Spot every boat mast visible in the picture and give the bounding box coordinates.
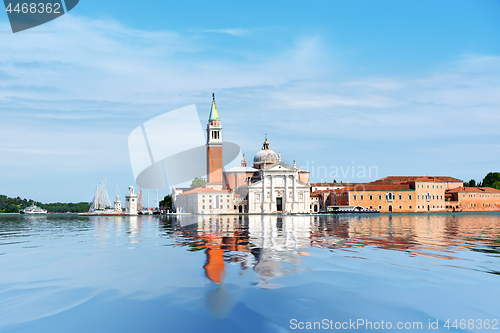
[103,175,112,208]
[90,185,98,212]
[115,183,121,200]
[100,181,104,209]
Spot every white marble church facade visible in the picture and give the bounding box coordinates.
[247,161,311,213]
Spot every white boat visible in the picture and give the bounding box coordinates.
[20,204,48,215]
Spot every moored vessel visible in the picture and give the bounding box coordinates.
[79,176,124,216]
[20,204,48,215]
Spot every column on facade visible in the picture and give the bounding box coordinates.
[293,175,297,211]
[270,175,274,211]
[285,175,289,210]
[262,174,266,212]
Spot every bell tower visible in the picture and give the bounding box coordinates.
[206,94,223,188]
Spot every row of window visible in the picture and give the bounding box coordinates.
[464,203,497,207]
[353,193,445,201]
[417,194,443,201]
[202,205,231,210]
[202,199,231,203]
[465,194,500,198]
[369,205,414,210]
[210,130,220,140]
[417,205,443,209]
[365,205,445,210]
[354,193,413,201]
[417,184,443,189]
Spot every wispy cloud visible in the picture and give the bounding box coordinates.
[0,15,499,200]
[0,70,15,80]
[196,28,250,36]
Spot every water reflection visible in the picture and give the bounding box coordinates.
[90,216,156,248]
[170,213,500,286]
[1,213,499,331]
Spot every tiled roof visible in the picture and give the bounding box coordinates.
[376,176,463,183]
[446,187,500,194]
[177,187,231,196]
[345,182,414,192]
[310,188,346,194]
[311,182,347,187]
[324,183,412,192]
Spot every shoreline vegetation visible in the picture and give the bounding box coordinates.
[0,195,90,214]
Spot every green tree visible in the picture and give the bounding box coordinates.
[482,172,500,188]
[159,194,172,210]
[0,194,90,213]
[190,177,206,188]
[493,181,500,190]
[468,179,476,187]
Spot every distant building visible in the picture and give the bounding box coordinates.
[114,195,122,211]
[446,187,500,212]
[125,186,138,215]
[174,187,234,214]
[310,191,322,213]
[319,176,464,213]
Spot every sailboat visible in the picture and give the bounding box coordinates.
[79,176,124,216]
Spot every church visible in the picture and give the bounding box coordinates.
[172,95,311,214]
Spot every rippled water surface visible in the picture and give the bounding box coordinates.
[1,213,499,332]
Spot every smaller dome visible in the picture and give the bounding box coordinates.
[253,149,278,164]
[253,136,278,166]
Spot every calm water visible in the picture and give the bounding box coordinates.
[0,213,499,332]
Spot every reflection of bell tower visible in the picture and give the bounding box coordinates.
[207,94,223,188]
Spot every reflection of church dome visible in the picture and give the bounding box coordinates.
[253,137,278,166]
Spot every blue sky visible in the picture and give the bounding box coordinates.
[1,0,499,203]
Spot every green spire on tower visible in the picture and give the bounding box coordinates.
[209,93,219,121]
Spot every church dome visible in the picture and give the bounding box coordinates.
[253,137,278,166]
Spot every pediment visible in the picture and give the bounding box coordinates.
[264,161,295,172]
